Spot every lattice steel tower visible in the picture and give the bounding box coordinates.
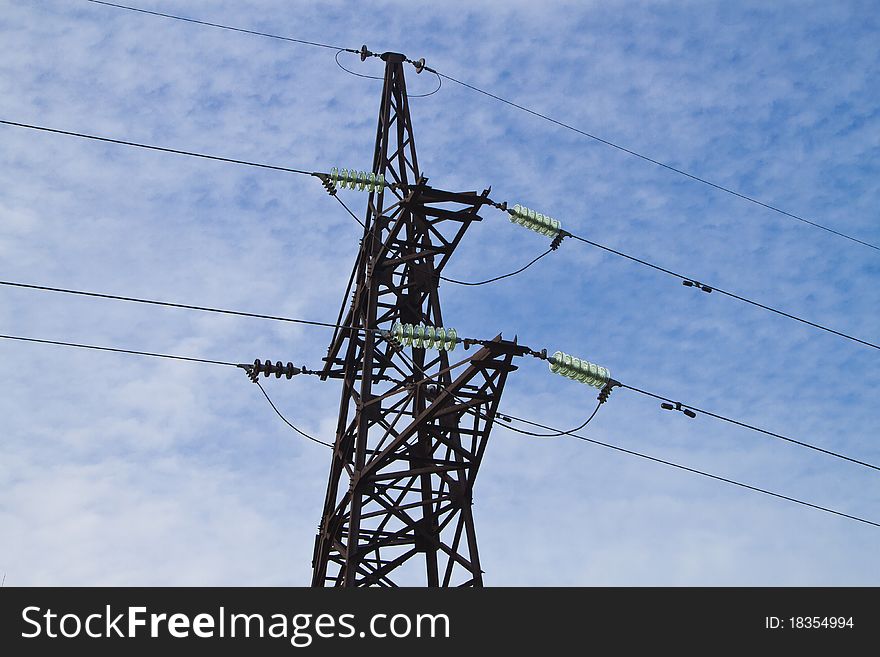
[312,52,527,586]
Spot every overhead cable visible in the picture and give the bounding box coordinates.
[85,0,354,52]
[0,119,315,176]
[83,0,880,252]
[496,412,880,529]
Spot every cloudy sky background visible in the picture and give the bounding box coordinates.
[0,0,878,585]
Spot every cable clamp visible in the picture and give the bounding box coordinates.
[597,379,620,404]
[550,230,570,251]
[660,401,697,418]
[320,175,337,196]
[382,330,404,352]
[526,347,548,360]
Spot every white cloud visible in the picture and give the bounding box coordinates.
[0,0,877,585]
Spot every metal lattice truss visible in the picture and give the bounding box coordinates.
[312,53,526,586]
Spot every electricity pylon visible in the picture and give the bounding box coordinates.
[312,52,527,587]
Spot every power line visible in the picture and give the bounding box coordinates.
[6,326,880,527]
[440,248,554,286]
[618,383,880,473]
[29,4,875,578]
[5,120,873,350]
[3,229,874,483]
[2,118,367,231]
[0,120,315,177]
[330,193,365,228]
[441,210,877,351]
[394,344,880,528]
[0,111,880,524]
[4,275,876,470]
[0,332,239,367]
[1,118,372,233]
[0,279,352,332]
[334,49,443,99]
[496,413,880,529]
[253,380,333,447]
[6,118,867,349]
[84,0,353,52]
[563,232,879,351]
[499,400,604,438]
[1,329,331,446]
[394,339,880,474]
[81,0,880,252]
[439,72,880,253]
[1,116,870,353]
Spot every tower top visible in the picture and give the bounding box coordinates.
[379,51,406,63]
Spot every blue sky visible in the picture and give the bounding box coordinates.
[0,0,878,585]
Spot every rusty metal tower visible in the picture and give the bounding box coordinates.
[312,52,527,587]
